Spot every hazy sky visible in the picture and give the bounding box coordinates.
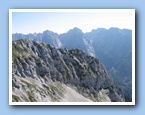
[12,10,134,34]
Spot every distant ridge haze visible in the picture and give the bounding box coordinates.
[13,27,131,35]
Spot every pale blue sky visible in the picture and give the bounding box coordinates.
[12,11,133,34]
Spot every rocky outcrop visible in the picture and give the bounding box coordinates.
[12,28,132,101]
[12,39,125,102]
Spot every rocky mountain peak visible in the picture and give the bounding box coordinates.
[12,39,125,102]
[68,27,83,33]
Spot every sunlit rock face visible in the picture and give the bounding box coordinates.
[12,39,125,102]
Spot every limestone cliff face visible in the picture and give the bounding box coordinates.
[12,39,125,102]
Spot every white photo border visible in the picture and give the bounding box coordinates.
[9,9,135,105]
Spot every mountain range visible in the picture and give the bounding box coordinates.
[12,27,132,101]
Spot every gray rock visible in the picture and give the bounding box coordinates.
[12,39,125,102]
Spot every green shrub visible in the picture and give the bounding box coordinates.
[12,94,20,102]
[21,79,36,88]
